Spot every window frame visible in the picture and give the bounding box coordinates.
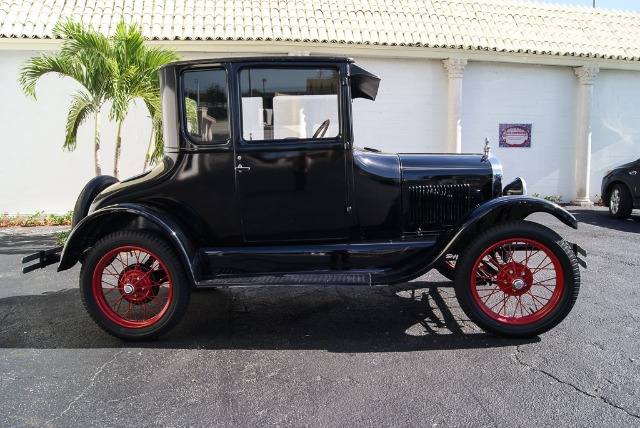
[237,65,343,145]
[180,67,231,145]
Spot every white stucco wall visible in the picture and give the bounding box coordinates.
[1,50,152,214]
[350,56,447,153]
[592,69,640,201]
[1,46,639,213]
[462,62,577,202]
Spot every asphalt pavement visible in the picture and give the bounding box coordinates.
[0,207,639,427]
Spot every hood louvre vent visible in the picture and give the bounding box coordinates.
[408,184,471,227]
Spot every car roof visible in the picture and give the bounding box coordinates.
[161,56,355,69]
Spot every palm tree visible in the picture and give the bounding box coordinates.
[107,22,179,178]
[19,21,111,176]
[20,21,179,178]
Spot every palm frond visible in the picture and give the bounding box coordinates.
[53,20,113,97]
[18,54,80,99]
[64,90,97,151]
[141,93,165,164]
[142,47,181,71]
[149,129,164,164]
[54,20,111,60]
[107,21,179,127]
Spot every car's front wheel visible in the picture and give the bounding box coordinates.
[80,231,190,340]
[454,221,580,337]
[609,184,633,219]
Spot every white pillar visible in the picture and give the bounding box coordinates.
[572,66,599,206]
[442,58,467,153]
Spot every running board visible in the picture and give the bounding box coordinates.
[196,272,372,287]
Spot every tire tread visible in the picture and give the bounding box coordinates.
[454,220,580,337]
[79,230,190,341]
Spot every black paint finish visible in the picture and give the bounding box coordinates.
[58,56,579,287]
[601,158,640,209]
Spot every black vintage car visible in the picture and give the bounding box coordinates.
[23,57,586,341]
[601,158,640,219]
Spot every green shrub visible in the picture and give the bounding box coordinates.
[1,211,72,227]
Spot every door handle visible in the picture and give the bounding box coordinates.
[630,171,637,176]
[235,164,251,173]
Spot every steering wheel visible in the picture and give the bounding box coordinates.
[312,119,330,138]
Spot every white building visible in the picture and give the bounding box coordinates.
[1,0,639,213]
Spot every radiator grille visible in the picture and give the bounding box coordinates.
[408,183,471,227]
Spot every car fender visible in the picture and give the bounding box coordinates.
[71,175,119,228]
[434,196,577,262]
[58,203,199,284]
[370,196,578,285]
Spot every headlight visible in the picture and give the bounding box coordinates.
[503,177,527,196]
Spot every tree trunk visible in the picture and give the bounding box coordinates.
[113,120,123,179]
[142,126,154,172]
[94,111,102,176]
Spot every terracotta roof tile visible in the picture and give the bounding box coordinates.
[2,0,640,62]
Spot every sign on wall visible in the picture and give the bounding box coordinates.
[499,124,532,148]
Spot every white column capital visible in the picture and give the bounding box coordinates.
[443,58,468,78]
[574,66,599,85]
[443,59,466,153]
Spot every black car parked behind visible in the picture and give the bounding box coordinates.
[601,158,640,219]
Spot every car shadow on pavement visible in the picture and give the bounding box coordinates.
[0,281,538,351]
[567,207,640,233]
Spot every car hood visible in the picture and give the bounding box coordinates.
[611,159,639,172]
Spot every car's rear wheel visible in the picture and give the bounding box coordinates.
[454,221,580,337]
[609,184,633,219]
[80,231,190,340]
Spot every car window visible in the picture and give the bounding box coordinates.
[182,69,230,143]
[239,67,340,141]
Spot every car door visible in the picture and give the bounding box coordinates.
[234,65,349,242]
[631,160,640,200]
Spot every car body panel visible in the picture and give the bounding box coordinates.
[35,57,581,289]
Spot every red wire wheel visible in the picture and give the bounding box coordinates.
[92,246,173,328]
[470,238,563,325]
[80,231,190,340]
[455,221,580,337]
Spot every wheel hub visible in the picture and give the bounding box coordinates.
[118,265,154,303]
[496,262,533,296]
[512,278,526,291]
[611,190,620,213]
